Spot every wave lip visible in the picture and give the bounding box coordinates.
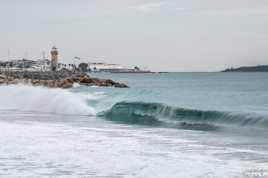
[100,101,268,131]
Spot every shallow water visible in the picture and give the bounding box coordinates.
[0,72,268,177]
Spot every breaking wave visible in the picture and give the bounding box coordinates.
[100,101,268,131]
[1,84,268,132]
[0,84,96,115]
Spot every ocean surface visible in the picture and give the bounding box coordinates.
[0,72,268,178]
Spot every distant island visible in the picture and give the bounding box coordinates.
[222,65,268,72]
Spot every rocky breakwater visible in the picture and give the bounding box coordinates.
[0,70,128,89]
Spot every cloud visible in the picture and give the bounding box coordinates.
[135,2,164,12]
[101,2,165,16]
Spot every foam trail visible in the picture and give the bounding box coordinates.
[0,84,96,115]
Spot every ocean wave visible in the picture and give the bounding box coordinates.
[0,84,96,115]
[2,84,268,132]
[99,101,268,131]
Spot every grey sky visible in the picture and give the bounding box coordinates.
[1,0,268,71]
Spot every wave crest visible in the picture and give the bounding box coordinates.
[100,101,268,131]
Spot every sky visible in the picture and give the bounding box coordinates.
[0,0,268,72]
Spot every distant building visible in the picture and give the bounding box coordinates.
[0,59,35,69]
[0,52,152,73]
[36,59,50,71]
[88,63,124,72]
[0,58,51,71]
[78,63,90,72]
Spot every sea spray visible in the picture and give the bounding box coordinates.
[0,84,96,115]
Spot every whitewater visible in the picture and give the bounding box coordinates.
[0,72,268,178]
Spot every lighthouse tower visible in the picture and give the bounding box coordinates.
[50,46,58,71]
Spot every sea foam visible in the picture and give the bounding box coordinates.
[0,84,96,115]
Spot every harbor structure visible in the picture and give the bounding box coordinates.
[88,62,151,73]
[88,63,123,72]
[50,46,58,71]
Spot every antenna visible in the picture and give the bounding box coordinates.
[42,51,46,60]
[24,51,28,59]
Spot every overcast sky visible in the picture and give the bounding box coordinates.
[0,0,268,71]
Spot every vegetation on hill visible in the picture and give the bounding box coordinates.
[222,65,268,72]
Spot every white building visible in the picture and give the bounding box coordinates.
[88,63,124,72]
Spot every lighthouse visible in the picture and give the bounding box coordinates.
[50,46,58,71]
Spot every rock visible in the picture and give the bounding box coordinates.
[0,75,6,79]
[79,76,94,84]
[0,70,128,89]
[39,80,48,86]
[8,79,19,85]
[72,77,81,83]
[65,77,74,84]
[106,79,115,85]
[114,83,128,88]
[55,79,64,87]
[47,80,56,87]
[62,82,73,88]
[31,80,40,86]
[0,79,5,84]
[55,78,73,88]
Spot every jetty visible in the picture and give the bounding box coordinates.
[0,69,128,88]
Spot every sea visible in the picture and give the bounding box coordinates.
[0,72,268,178]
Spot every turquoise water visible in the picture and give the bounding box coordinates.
[88,73,268,132]
[89,72,268,112]
[0,72,268,177]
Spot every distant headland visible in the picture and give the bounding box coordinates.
[222,65,268,72]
